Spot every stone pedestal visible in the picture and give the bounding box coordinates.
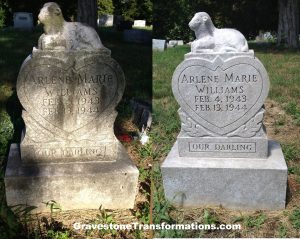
[5,144,138,211]
[162,141,287,210]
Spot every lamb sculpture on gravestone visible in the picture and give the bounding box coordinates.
[189,12,249,52]
[5,2,139,212]
[38,2,103,50]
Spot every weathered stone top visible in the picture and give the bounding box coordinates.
[17,37,125,164]
[38,2,105,51]
[32,47,111,59]
[189,12,249,53]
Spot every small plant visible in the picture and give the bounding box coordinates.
[288,166,300,175]
[289,208,300,229]
[284,100,300,126]
[137,140,154,159]
[278,223,287,238]
[43,200,62,217]
[139,166,150,182]
[244,213,266,229]
[152,165,184,237]
[98,205,115,224]
[135,201,150,224]
[202,209,218,225]
[274,114,286,134]
[90,205,117,236]
[282,143,299,161]
[47,230,70,239]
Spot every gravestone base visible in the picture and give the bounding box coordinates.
[5,143,139,212]
[162,140,287,210]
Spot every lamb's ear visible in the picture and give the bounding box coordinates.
[202,16,208,22]
[54,7,62,16]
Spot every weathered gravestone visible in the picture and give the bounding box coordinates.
[161,12,287,210]
[5,2,139,211]
[13,12,34,31]
[98,14,114,27]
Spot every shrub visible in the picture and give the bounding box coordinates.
[0,7,5,28]
[0,110,14,156]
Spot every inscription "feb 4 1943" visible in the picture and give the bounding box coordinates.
[172,56,269,135]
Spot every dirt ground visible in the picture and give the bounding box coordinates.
[265,99,300,146]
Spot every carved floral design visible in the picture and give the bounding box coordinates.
[179,109,214,137]
[227,108,265,137]
[179,108,265,138]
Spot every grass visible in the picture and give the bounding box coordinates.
[0,27,151,238]
[152,44,300,237]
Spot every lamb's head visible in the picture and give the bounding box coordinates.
[38,2,64,26]
[188,12,213,32]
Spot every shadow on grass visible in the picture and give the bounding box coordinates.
[248,42,300,54]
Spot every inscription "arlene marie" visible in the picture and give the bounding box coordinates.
[25,68,117,119]
[33,72,113,86]
[178,65,262,114]
[189,142,256,153]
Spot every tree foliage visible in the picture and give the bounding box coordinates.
[136,0,152,23]
[0,7,6,28]
[0,0,9,27]
[98,0,114,15]
[113,0,152,23]
[0,0,153,26]
[5,0,77,25]
[153,0,279,41]
[113,0,137,21]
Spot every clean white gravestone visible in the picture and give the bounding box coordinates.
[161,12,287,210]
[153,39,166,51]
[133,20,146,27]
[168,40,184,48]
[5,2,138,212]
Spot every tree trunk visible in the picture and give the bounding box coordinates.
[277,0,299,48]
[77,0,97,29]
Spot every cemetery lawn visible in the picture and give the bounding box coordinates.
[0,27,152,238]
[152,44,300,238]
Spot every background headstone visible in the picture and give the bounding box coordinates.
[177,40,184,45]
[97,14,114,27]
[168,40,184,48]
[133,20,146,27]
[153,39,166,51]
[13,12,33,31]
